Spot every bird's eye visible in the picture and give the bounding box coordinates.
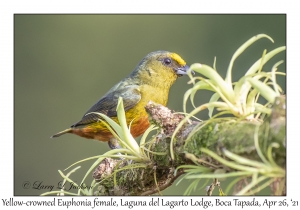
[163,58,172,65]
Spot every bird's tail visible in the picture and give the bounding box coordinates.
[50,128,72,138]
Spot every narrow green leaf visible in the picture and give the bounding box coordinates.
[140,125,157,147]
[245,88,258,117]
[226,34,274,86]
[117,97,140,154]
[267,143,280,167]
[213,56,217,70]
[225,176,246,195]
[41,191,78,196]
[64,148,130,171]
[185,171,253,179]
[235,175,268,195]
[247,78,278,103]
[58,169,87,195]
[88,112,124,140]
[190,80,215,109]
[271,60,284,95]
[222,148,268,168]
[183,88,194,114]
[246,46,286,76]
[257,49,267,73]
[208,93,220,118]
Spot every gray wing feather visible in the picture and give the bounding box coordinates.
[71,85,141,127]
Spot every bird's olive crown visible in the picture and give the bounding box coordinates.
[131,51,187,76]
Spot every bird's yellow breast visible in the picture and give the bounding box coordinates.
[125,84,169,122]
[122,84,169,137]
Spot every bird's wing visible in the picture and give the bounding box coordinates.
[71,85,141,127]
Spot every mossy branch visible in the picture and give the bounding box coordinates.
[93,96,285,195]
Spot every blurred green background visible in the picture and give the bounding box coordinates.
[14,15,286,195]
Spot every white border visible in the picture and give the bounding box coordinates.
[1,1,298,209]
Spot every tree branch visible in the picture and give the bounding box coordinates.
[93,96,286,195]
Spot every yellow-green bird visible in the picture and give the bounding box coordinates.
[51,51,192,149]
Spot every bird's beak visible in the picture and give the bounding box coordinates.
[174,65,195,77]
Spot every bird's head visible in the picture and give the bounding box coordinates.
[132,51,193,87]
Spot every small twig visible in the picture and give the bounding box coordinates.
[140,170,185,196]
[206,178,221,196]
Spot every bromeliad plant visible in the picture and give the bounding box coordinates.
[184,34,285,120]
[42,97,160,196]
[170,34,285,160]
[170,34,286,195]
